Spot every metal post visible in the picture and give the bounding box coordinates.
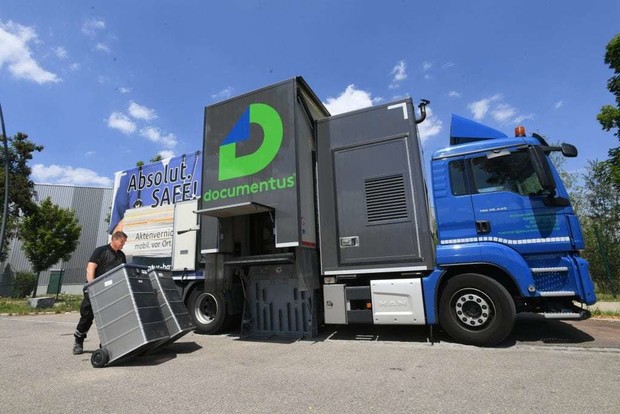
[0,104,10,260]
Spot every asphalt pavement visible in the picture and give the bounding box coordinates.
[1,312,620,413]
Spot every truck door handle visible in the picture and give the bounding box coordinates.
[476,220,491,234]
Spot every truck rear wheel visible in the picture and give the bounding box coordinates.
[187,288,228,334]
[439,273,515,346]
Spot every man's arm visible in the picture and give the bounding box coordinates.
[86,262,98,283]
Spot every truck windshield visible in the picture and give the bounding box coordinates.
[471,150,545,196]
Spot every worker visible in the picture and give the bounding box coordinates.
[72,231,127,355]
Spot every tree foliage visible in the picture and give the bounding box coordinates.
[597,33,620,188]
[136,154,164,167]
[18,198,81,297]
[0,132,44,260]
[578,161,620,296]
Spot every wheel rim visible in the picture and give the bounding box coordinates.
[93,353,103,364]
[92,350,107,367]
[195,293,218,325]
[450,288,495,330]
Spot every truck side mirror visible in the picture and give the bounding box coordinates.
[561,143,578,158]
[528,146,556,194]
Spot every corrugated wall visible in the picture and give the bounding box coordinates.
[0,184,112,295]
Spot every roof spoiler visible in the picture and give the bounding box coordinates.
[449,114,508,145]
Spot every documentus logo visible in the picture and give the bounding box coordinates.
[203,102,295,203]
[219,103,283,181]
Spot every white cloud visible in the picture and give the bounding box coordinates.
[491,103,517,124]
[128,101,158,121]
[513,113,535,124]
[323,84,374,115]
[422,61,433,71]
[442,62,455,69]
[95,42,111,54]
[118,87,131,94]
[448,91,462,98]
[82,19,105,36]
[389,60,407,89]
[211,87,234,100]
[417,107,443,143]
[107,112,136,134]
[69,62,80,71]
[32,164,113,187]
[467,94,502,120]
[468,94,535,125]
[0,20,60,84]
[140,126,177,148]
[54,46,67,59]
[554,100,564,109]
[158,150,175,159]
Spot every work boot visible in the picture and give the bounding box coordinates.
[72,341,84,355]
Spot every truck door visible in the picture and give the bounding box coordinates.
[432,157,478,243]
[466,147,572,254]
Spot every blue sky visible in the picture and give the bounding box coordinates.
[1,1,618,188]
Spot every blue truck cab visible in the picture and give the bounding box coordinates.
[426,114,596,344]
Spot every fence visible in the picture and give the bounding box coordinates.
[0,267,88,297]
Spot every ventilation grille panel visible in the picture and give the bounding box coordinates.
[365,175,409,223]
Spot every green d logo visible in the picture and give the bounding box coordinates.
[219,103,283,181]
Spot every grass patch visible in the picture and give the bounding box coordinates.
[595,292,620,302]
[0,294,82,315]
[591,308,620,319]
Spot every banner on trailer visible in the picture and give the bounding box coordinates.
[108,151,202,263]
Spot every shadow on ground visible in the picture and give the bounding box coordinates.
[220,313,595,348]
[508,313,595,345]
[104,341,203,368]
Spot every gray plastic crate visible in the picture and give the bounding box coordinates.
[147,268,195,351]
[86,264,169,367]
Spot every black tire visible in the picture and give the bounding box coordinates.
[91,348,109,368]
[439,273,516,346]
[187,288,228,334]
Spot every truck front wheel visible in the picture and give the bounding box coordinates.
[439,273,515,346]
[187,288,228,334]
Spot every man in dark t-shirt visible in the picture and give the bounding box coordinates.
[72,231,127,355]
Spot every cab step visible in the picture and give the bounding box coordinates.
[540,309,590,320]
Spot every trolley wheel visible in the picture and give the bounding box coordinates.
[91,348,110,368]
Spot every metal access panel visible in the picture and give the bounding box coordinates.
[323,284,346,324]
[244,264,319,338]
[172,199,199,271]
[317,100,435,275]
[199,77,329,251]
[86,264,169,366]
[371,278,426,325]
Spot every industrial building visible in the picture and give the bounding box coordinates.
[0,183,112,296]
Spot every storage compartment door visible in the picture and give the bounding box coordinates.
[333,137,421,266]
[172,199,198,271]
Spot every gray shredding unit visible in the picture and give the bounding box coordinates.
[86,264,169,366]
[316,100,435,275]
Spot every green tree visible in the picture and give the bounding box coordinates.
[18,198,81,297]
[579,160,620,296]
[0,132,44,260]
[597,33,620,187]
[136,154,164,167]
